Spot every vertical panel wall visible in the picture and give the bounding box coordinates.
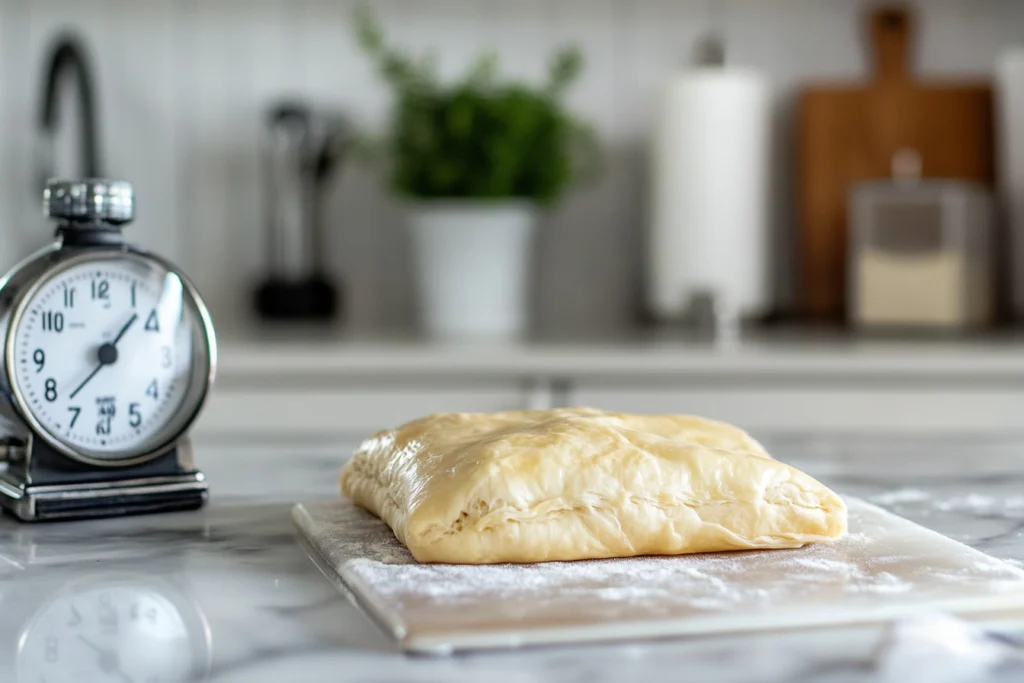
[0,0,1018,335]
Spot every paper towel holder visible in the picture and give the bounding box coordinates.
[688,289,742,348]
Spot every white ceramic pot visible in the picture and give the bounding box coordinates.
[408,201,536,340]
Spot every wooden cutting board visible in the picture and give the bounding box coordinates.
[293,497,1024,654]
[797,4,995,321]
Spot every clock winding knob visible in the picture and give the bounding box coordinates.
[43,178,134,225]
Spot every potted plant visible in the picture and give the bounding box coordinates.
[354,7,598,340]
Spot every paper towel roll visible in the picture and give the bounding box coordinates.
[647,67,771,321]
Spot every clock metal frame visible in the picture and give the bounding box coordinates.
[0,435,209,522]
[0,208,217,522]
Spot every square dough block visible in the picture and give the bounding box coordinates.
[339,407,847,564]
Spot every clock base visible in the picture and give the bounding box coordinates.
[0,471,208,522]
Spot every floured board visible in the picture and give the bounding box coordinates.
[292,498,1024,654]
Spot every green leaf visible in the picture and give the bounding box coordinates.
[353,3,383,55]
[547,47,583,97]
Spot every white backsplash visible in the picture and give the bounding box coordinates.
[0,0,1020,334]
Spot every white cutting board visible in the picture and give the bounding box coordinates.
[292,497,1024,654]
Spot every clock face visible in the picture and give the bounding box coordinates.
[9,255,211,463]
[16,580,202,683]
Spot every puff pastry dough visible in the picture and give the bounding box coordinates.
[339,407,847,564]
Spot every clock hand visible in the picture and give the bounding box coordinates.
[111,313,138,345]
[77,635,136,683]
[68,364,102,400]
[68,314,138,400]
[77,634,104,654]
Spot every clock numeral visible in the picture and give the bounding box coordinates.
[144,308,159,332]
[63,286,75,308]
[44,378,57,402]
[161,346,172,368]
[146,379,158,400]
[68,605,82,628]
[40,310,64,333]
[67,406,81,428]
[44,635,58,663]
[96,398,115,435]
[91,279,109,300]
[129,603,159,626]
[32,348,44,373]
[131,282,137,308]
[129,402,142,428]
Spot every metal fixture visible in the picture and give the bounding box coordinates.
[36,33,102,195]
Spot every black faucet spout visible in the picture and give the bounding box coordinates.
[37,33,102,189]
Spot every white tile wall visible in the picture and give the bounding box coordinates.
[0,0,1020,334]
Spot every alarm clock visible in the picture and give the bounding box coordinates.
[6,572,213,683]
[0,178,216,521]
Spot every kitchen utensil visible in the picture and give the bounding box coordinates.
[995,49,1024,320]
[293,496,1024,654]
[0,179,215,522]
[797,5,995,322]
[254,101,351,321]
[848,149,995,330]
[646,34,771,326]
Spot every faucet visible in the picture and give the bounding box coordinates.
[36,33,102,193]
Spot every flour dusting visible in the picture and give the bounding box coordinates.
[293,496,1024,643]
[870,489,932,505]
[933,494,1024,515]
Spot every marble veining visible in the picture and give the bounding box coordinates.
[3,437,1024,682]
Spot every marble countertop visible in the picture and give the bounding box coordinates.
[5,434,1024,683]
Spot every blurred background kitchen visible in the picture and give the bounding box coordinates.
[11,0,1024,454]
